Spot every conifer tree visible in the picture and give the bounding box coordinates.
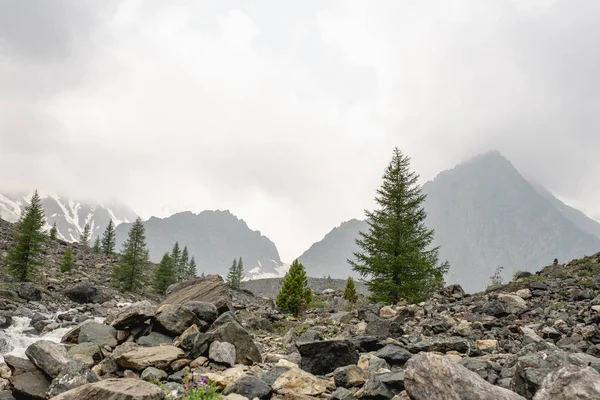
[93,237,101,253]
[101,220,116,254]
[112,217,149,292]
[80,223,91,247]
[343,276,358,303]
[236,257,244,283]
[180,246,189,277]
[6,191,47,281]
[227,258,241,289]
[61,248,74,273]
[187,256,197,278]
[276,259,312,316]
[171,242,181,278]
[349,148,449,304]
[49,223,58,240]
[153,252,176,295]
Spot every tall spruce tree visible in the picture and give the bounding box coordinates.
[101,220,116,254]
[6,191,47,281]
[171,242,181,278]
[80,223,91,247]
[276,259,312,316]
[187,256,197,278]
[49,222,58,240]
[153,252,176,295]
[61,248,74,273]
[227,258,242,290]
[93,237,101,253]
[349,148,449,304]
[180,246,189,277]
[112,217,149,292]
[236,257,244,283]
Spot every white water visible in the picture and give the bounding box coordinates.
[0,309,105,359]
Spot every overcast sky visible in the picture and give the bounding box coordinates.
[2,0,600,262]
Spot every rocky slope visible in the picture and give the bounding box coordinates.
[3,250,600,399]
[0,191,137,243]
[297,151,600,292]
[242,276,370,299]
[114,210,284,278]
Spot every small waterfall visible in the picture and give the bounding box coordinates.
[1,314,73,359]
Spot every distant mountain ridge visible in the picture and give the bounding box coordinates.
[297,151,600,293]
[0,191,137,243]
[114,210,284,278]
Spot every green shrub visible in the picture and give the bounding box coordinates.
[343,277,358,303]
[276,259,312,316]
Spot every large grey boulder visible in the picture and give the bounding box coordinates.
[405,352,526,400]
[209,320,261,365]
[16,283,41,302]
[64,282,103,304]
[136,332,174,347]
[46,360,99,398]
[115,345,184,371]
[209,341,236,367]
[297,340,359,376]
[109,301,156,330]
[50,378,163,400]
[533,365,600,400]
[9,370,51,400]
[78,322,118,347]
[183,301,219,325]
[223,375,271,399]
[154,304,200,335]
[25,340,71,378]
[163,274,232,314]
[68,343,103,367]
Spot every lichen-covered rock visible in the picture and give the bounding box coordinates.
[209,341,237,367]
[154,304,200,335]
[272,367,330,396]
[532,365,600,400]
[78,322,118,347]
[109,301,156,330]
[46,360,99,398]
[25,340,71,378]
[222,375,271,399]
[405,352,526,400]
[163,274,232,314]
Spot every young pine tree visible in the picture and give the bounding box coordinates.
[180,246,189,277]
[349,147,449,305]
[227,258,241,290]
[343,276,358,303]
[49,222,58,240]
[236,257,244,284]
[171,242,181,278]
[153,252,176,295]
[112,217,149,292]
[276,259,312,316]
[80,223,91,247]
[187,256,197,278]
[6,191,47,281]
[93,237,101,253]
[101,220,116,254]
[61,248,74,273]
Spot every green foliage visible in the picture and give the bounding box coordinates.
[489,265,504,286]
[101,220,116,254]
[324,274,334,288]
[349,148,449,304]
[276,259,312,316]
[309,296,326,309]
[226,257,244,290]
[180,246,189,277]
[80,223,91,247]
[61,248,74,273]
[49,223,58,240]
[178,374,221,400]
[153,252,177,295]
[171,242,181,279]
[112,217,149,292]
[6,191,47,281]
[343,276,358,303]
[93,237,101,253]
[187,256,197,278]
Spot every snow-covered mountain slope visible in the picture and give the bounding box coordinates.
[0,191,138,243]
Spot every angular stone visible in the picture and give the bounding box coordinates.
[497,293,527,314]
[180,332,212,360]
[375,344,413,366]
[78,322,118,347]
[16,283,41,302]
[183,301,219,325]
[272,367,329,396]
[298,340,359,376]
[380,306,397,319]
[202,366,247,389]
[137,331,174,347]
[154,304,200,336]
[406,337,472,354]
[405,352,525,400]
[358,353,390,373]
[209,341,237,367]
[223,375,271,399]
[46,360,99,398]
[9,370,51,400]
[333,365,368,388]
[68,343,103,367]
[25,340,71,378]
[477,340,499,352]
[64,282,103,304]
[61,320,95,344]
[50,378,163,400]
[163,274,232,314]
[533,365,600,400]
[110,301,156,330]
[209,321,261,365]
[141,367,168,382]
[331,387,356,400]
[115,345,185,371]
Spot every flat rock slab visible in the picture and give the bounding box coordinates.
[115,345,184,371]
[25,340,71,378]
[50,378,163,400]
[163,274,232,314]
[405,352,525,400]
[109,301,156,330]
[9,370,51,400]
[78,322,118,347]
